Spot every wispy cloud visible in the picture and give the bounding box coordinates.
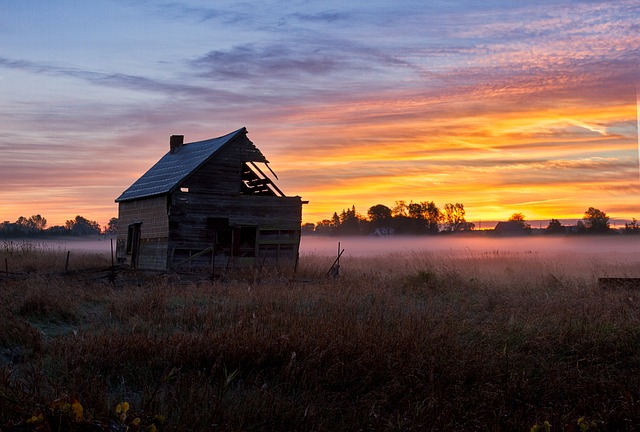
[146,1,247,24]
[191,43,346,80]
[287,11,349,24]
[0,0,638,226]
[0,57,248,102]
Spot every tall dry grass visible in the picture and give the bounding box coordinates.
[2,243,640,430]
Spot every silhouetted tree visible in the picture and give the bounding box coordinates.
[624,218,640,234]
[0,221,23,237]
[0,214,48,237]
[405,202,425,233]
[509,213,525,225]
[314,219,333,235]
[546,218,564,234]
[444,203,468,232]
[509,213,531,230]
[421,201,442,233]
[330,212,341,232]
[340,206,363,235]
[392,201,408,218]
[45,225,69,235]
[0,214,106,238]
[301,223,315,235]
[104,217,119,235]
[583,207,610,234]
[66,215,101,236]
[28,214,47,231]
[367,204,392,227]
[392,201,441,234]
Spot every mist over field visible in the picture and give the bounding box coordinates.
[302,235,640,258]
[2,236,117,253]
[299,235,640,282]
[12,234,640,281]
[19,234,640,263]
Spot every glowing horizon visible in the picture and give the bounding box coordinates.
[0,1,638,229]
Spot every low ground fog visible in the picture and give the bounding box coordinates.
[9,234,640,278]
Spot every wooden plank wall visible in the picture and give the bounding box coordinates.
[168,193,303,270]
[116,195,169,270]
[182,135,267,196]
[170,194,301,228]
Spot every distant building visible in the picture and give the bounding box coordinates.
[115,127,305,272]
[370,227,395,237]
[493,220,528,236]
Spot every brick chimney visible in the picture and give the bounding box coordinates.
[170,135,184,154]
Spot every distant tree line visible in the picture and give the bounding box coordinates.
[0,214,118,238]
[303,201,474,236]
[304,203,639,236]
[545,207,639,235]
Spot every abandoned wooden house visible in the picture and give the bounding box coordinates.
[115,127,305,272]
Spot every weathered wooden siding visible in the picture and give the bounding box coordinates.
[169,193,301,232]
[167,192,302,271]
[116,195,169,271]
[135,238,170,271]
[180,135,267,196]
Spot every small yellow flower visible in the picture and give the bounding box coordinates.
[71,401,83,422]
[26,414,43,424]
[543,420,551,432]
[122,401,130,413]
[531,425,540,432]
[146,424,158,432]
[132,417,141,426]
[116,403,122,414]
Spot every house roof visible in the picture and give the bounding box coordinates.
[116,127,250,202]
[493,220,525,232]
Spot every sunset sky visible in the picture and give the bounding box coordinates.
[1,1,638,229]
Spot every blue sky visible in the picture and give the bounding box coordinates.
[1,1,638,227]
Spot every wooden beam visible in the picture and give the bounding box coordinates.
[248,161,285,197]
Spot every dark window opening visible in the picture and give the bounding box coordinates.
[126,223,141,254]
[206,218,257,258]
[207,217,233,255]
[234,226,257,257]
[215,229,233,252]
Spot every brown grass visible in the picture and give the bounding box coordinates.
[2,244,640,430]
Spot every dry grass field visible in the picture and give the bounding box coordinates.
[2,240,640,431]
